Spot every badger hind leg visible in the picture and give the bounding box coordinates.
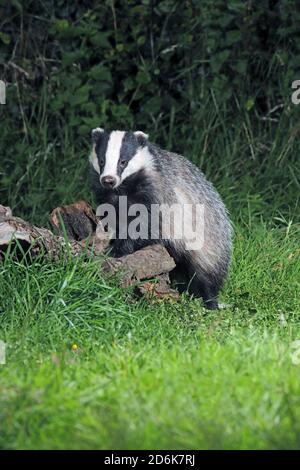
[173,255,224,310]
[188,276,220,310]
[169,264,190,295]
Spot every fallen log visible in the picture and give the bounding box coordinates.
[0,202,179,301]
[49,200,98,240]
[102,244,176,285]
[0,204,72,259]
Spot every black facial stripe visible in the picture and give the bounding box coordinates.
[116,132,139,177]
[95,131,110,174]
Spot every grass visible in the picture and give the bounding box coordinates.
[0,220,300,449]
[0,75,300,448]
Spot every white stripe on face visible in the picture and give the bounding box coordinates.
[121,147,154,183]
[89,144,100,174]
[102,131,125,179]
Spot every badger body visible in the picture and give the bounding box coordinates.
[90,129,232,309]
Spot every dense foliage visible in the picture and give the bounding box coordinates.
[0,0,299,221]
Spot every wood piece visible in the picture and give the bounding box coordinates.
[0,203,101,260]
[50,201,111,255]
[0,205,81,259]
[137,273,180,302]
[49,200,98,241]
[0,205,12,219]
[102,244,176,286]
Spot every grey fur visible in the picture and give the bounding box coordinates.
[147,143,232,308]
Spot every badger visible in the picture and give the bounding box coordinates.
[89,128,232,309]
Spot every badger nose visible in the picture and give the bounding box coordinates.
[101,175,117,188]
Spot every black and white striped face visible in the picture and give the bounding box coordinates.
[90,129,152,189]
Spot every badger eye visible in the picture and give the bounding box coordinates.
[120,160,126,166]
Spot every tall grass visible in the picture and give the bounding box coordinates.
[1,87,299,226]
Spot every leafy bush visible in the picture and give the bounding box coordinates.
[0,0,299,222]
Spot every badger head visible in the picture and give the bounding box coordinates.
[89,129,153,190]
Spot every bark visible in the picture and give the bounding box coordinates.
[102,244,176,286]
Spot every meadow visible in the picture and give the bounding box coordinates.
[0,0,300,450]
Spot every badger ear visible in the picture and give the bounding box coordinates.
[134,130,149,146]
[91,127,104,144]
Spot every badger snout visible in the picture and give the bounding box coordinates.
[100,175,117,188]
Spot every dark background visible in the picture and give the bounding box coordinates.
[0,0,299,224]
